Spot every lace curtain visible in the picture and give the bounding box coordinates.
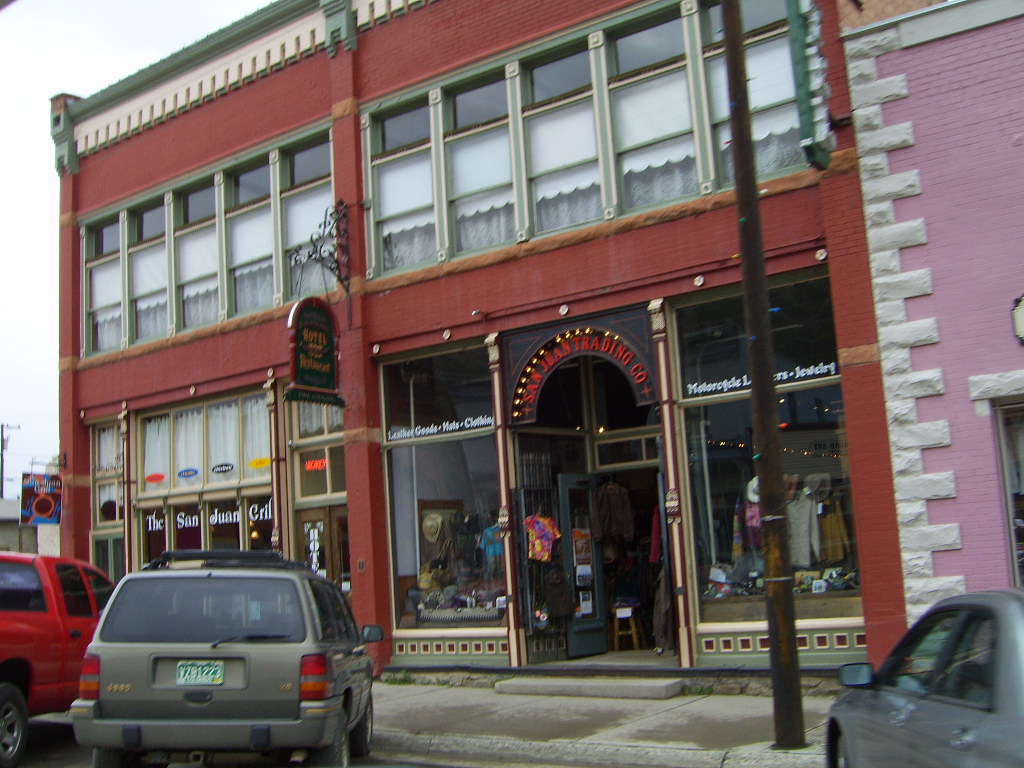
[142,415,170,492]
[234,260,273,311]
[243,394,271,479]
[229,207,273,311]
[207,401,240,482]
[174,408,203,488]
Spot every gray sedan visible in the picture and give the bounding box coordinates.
[826,589,1024,768]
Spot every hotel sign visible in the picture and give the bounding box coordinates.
[285,298,345,407]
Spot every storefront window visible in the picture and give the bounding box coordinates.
[384,348,502,629]
[999,407,1024,585]
[171,504,202,549]
[678,277,860,622]
[209,502,241,549]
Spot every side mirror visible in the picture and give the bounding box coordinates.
[360,624,385,643]
[838,661,875,688]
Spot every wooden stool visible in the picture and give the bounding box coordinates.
[612,606,644,651]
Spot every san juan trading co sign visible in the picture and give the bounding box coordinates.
[502,308,658,425]
[285,298,345,407]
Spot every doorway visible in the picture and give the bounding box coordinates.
[297,506,351,591]
[515,356,672,663]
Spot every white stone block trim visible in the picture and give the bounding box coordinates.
[844,21,959,613]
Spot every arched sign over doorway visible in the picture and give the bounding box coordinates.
[502,307,658,425]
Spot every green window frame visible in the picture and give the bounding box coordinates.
[362,0,808,278]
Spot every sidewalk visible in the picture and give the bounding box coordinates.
[373,679,835,768]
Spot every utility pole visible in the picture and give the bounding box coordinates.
[1,424,20,499]
[721,0,806,749]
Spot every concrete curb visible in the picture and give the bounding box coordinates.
[375,728,826,768]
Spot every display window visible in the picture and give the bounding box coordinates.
[382,348,505,629]
[136,495,271,564]
[139,393,271,496]
[676,276,861,622]
[998,406,1024,585]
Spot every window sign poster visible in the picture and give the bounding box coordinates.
[572,528,593,565]
[578,590,594,617]
[21,473,62,525]
[575,563,593,588]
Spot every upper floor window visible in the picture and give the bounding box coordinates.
[88,256,122,353]
[233,164,271,206]
[525,50,601,234]
[703,0,801,182]
[447,79,514,253]
[372,104,435,272]
[93,219,120,257]
[228,163,274,314]
[183,184,216,224]
[133,203,166,242]
[289,141,331,187]
[93,424,124,526]
[81,134,334,356]
[362,1,807,277]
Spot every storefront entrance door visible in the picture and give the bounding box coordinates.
[558,474,608,657]
[297,506,350,589]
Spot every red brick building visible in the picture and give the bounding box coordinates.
[53,0,905,670]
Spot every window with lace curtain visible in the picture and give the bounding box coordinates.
[81,133,334,355]
[138,393,272,498]
[447,80,515,253]
[128,201,168,341]
[176,184,219,330]
[228,163,274,314]
[703,0,803,182]
[362,0,809,277]
[86,219,122,353]
[525,50,602,234]
[372,103,435,272]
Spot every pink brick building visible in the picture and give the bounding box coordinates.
[845,0,1024,620]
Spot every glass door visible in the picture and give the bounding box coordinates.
[559,474,608,657]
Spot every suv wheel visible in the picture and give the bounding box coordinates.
[0,684,27,768]
[308,712,349,767]
[92,747,141,768]
[350,695,373,757]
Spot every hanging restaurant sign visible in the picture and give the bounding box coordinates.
[285,297,345,407]
[502,307,658,425]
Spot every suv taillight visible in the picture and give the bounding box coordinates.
[79,654,100,700]
[300,654,330,701]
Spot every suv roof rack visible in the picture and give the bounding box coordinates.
[143,549,310,571]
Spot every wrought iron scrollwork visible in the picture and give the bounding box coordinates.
[287,200,352,324]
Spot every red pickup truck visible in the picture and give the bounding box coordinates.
[0,552,114,768]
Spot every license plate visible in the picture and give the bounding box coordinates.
[176,660,225,686]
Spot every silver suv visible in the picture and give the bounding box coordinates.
[71,550,384,768]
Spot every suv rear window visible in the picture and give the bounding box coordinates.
[0,562,46,612]
[100,576,305,643]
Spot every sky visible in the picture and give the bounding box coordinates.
[0,0,269,501]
